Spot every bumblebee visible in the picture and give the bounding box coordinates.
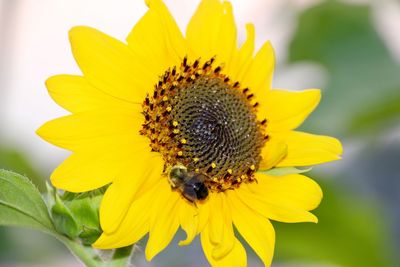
[168,165,209,204]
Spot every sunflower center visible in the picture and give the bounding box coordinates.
[140,58,267,191]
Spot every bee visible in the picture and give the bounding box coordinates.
[168,165,209,204]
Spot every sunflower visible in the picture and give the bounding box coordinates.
[37,0,342,266]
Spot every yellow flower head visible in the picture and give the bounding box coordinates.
[37,0,342,266]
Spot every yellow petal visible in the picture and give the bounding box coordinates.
[45,75,134,113]
[207,194,224,245]
[186,0,237,67]
[100,153,163,234]
[275,131,343,167]
[229,23,255,82]
[228,192,275,267]
[36,108,144,151]
[238,24,255,60]
[145,179,181,261]
[259,139,288,170]
[197,197,211,235]
[237,189,318,224]
[93,183,157,248]
[263,89,321,131]
[49,141,149,192]
[199,193,235,260]
[127,0,186,75]
[178,200,199,246]
[178,197,210,246]
[201,224,247,267]
[239,172,322,223]
[216,1,236,70]
[69,26,156,103]
[211,194,235,260]
[49,153,111,192]
[241,41,275,110]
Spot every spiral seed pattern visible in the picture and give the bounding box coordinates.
[140,57,267,191]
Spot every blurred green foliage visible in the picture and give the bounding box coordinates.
[290,0,400,137]
[274,178,395,267]
[275,1,400,266]
[0,146,45,191]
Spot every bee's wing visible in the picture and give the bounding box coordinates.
[186,177,209,200]
[182,184,198,203]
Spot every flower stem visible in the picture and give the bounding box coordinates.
[56,235,134,267]
[57,235,104,267]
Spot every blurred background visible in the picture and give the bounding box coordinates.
[1,0,399,266]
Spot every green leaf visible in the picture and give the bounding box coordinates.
[0,171,107,266]
[258,167,312,176]
[0,169,54,233]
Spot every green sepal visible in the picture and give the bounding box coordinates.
[47,185,104,243]
[55,189,105,245]
[79,226,102,246]
[64,191,103,245]
[51,194,81,238]
[46,181,56,207]
[258,166,312,176]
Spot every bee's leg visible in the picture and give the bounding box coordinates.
[183,194,198,208]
